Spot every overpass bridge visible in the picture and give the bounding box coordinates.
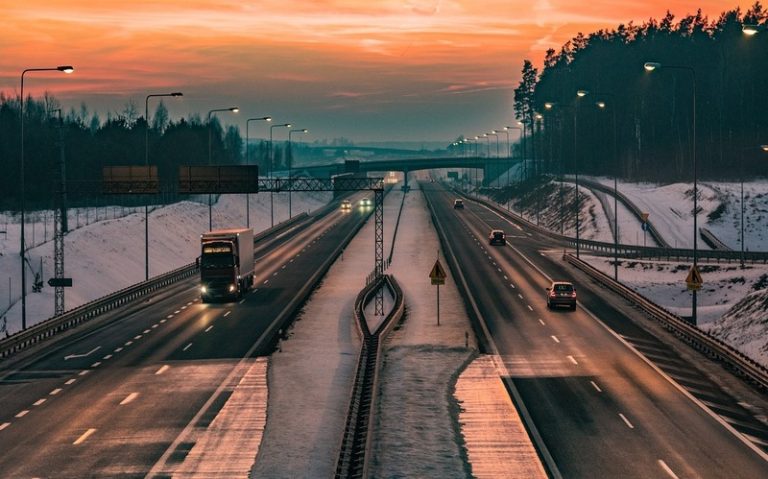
[291,156,523,188]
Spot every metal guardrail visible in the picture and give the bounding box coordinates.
[336,274,405,479]
[0,262,198,360]
[565,253,768,390]
[457,188,768,264]
[700,227,732,251]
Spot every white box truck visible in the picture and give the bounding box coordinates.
[199,228,254,302]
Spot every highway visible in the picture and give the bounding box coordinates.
[423,181,768,478]
[0,198,371,478]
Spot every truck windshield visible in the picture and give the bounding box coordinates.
[201,253,234,268]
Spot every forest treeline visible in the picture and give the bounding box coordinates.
[512,3,768,182]
[0,95,308,210]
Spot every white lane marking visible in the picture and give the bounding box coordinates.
[181,305,187,310]
[160,319,167,324]
[143,329,151,334]
[264,280,269,285]
[134,335,142,340]
[33,399,46,406]
[540,252,546,257]
[0,423,10,431]
[517,294,523,299]
[187,301,193,306]
[65,379,76,385]
[114,347,124,353]
[102,354,113,360]
[567,355,578,365]
[282,265,286,269]
[78,370,90,376]
[289,259,294,263]
[539,319,546,326]
[91,362,101,368]
[15,410,29,418]
[504,275,508,280]
[120,393,139,405]
[590,381,603,393]
[272,272,278,276]
[510,284,515,289]
[155,365,170,375]
[239,299,246,304]
[152,324,158,329]
[50,388,63,396]
[63,346,101,360]
[658,460,680,479]
[166,315,174,319]
[174,310,180,314]
[497,268,502,273]
[125,341,133,346]
[223,311,231,317]
[73,428,96,445]
[527,305,533,311]
[551,335,560,344]
[619,413,635,429]
[205,326,213,333]
[183,343,193,351]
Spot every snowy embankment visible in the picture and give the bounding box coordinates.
[0,191,330,335]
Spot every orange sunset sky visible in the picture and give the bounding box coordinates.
[0,1,755,142]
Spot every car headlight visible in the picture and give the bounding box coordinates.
[200,286,207,294]
[228,284,236,292]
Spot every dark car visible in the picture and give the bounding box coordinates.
[546,281,577,310]
[488,229,506,245]
[453,199,464,209]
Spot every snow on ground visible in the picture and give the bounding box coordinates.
[0,191,330,335]
[703,286,768,367]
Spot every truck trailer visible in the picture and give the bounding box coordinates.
[199,228,254,302]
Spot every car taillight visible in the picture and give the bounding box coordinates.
[549,291,556,298]
[571,291,577,298]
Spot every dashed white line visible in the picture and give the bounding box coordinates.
[143,329,151,334]
[102,354,113,360]
[73,428,96,445]
[120,393,139,405]
[281,265,286,269]
[183,343,193,351]
[152,324,158,329]
[264,280,270,285]
[91,362,102,368]
[517,294,523,299]
[510,284,515,289]
[0,423,10,431]
[204,326,213,333]
[114,347,124,353]
[187,301,193,306]
[658,460,680,479]
[160,319,167,324]
[223,311,231,317]
[497,268,502,273]
[503,275,508,280]
[567,355,578,365]
[551,335,560,344]
[590,381,603,393]
[174,310,180,314]
[15,410,29,418]
[527,305,533,311]
[239,299,246,304]
[619,413,635,429]
[166,314,174,319]
[181,305,187,310]
[124,341,133,346]
[65,379,76,385]
[50,388,63,396]
[155,365,170,375]
[539,319,546,326]
[33,399,46,406]
[134,335,142,340]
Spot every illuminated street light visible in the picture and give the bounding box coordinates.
[269,122,291,227]
[19,65,74,330]
[742,24,764,35]
[245,116,272,227]
[288,128,308,218]
[644,60,699,323]
[144,92,183,281]
[207,107,239,230]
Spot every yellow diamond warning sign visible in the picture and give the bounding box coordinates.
[685,265,703,291]
[429,259,447,285]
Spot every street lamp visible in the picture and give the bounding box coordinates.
[269,123,291,227]
[144,92,182,281]
[645,60,698,323]
[245,116,272,227]
[288,128,308,218]
[592,93,620,280]
[207,107,239,231]
[19,65,74,330]
[504,126,522,211]
[488,131,500,158]
[742,24,764,35]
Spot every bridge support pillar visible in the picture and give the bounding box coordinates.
[402,169,409,190]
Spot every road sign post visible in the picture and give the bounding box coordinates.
[685,265,703,292]
[641,212,649,247]
[47,277,73,288]
[429,259,447,326]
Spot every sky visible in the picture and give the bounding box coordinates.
[0,1,755,143]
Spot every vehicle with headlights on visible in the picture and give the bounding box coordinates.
[359,197,372,207]
[200,228,254,303]
[488,229,506,245]
[340,199,352,211]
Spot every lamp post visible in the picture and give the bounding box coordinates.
[742,24,765,35]
[644,61,698,324]
[144,92,182,281]
[504,126,522,211]
[269,123,291,227]
[207,107,239,231]
[19,65,74,330]
[573,90,590,257]
[245,116,272,228]
[287,128,307,218]
[592,93,619,280]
